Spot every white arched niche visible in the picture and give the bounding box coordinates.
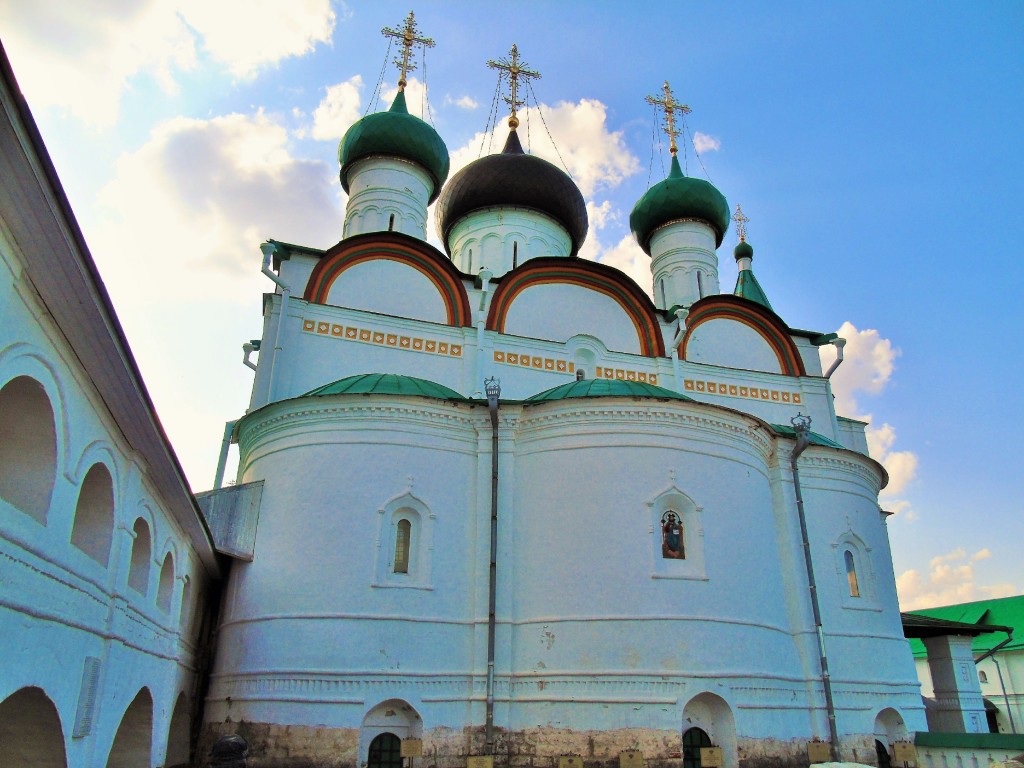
[372,489,435,590]
[647,480,706,581]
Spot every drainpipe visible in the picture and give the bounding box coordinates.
[476,269,494,394]
[484,377,501,754]
[260,242,291,402]
[824,337,846,379]
[670,308,688,392]
[213,420,237,490]
[790,413,840,760]
[990,657,1017,734]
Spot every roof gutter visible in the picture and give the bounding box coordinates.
[484,377,501,754]
[260,242,292,402]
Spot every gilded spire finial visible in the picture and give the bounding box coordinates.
[645,81,691,157]
[487,44,541,130]
[382,11,435,91]
[732,205,750,242]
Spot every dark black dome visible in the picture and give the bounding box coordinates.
[435,131,588,257]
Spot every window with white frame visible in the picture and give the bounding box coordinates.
[647,483,706,581]
[373,491,434,589]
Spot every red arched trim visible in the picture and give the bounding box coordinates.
[679,296,806,376]
[304,232,473,327]
[486,259,665,357]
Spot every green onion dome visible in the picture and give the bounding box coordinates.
[734,239,754,260]
[629,155,730,254]
[435,130,588,257]
[339,91,450,203]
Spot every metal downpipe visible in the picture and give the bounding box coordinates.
[484,377,501,754]
[790,414,840,760]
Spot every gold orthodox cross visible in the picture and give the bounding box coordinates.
[645,81,691,156]
[382,11,435,91]
[732,205,750,241]
[487,44,541,129]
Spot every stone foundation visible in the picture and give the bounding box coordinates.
[197,723,880,768]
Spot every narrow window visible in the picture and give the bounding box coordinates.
[394,519,411,574]
[157,553,174,612]
[576,370,585,381]
[979,670,988,684]
[844,550,860,597]
[128,519,151,595]
[696,270,704,299]
[659,278,667,309]
[468,248,473,273]
[513,241,518,269]
[388,213,395,231]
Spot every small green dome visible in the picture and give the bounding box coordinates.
[629,155,730,253]
[303,373,466,401]
[734,240,753,260]
[526,378,693,403]
[338,91,450,203]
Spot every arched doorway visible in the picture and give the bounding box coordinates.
[360,699,422,768]
[165,693,190,767]
[105,688,153,768]
[0,687,67,767]
[682,727,712,768]
[682,692,737,768]
[875,739,892,768]
[368,732,403,768]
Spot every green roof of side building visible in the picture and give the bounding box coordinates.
[303,373,466,401]
[339,91,450,203]
[526,379,694,403]
[630,155,730,252]
[906,594,1024,658]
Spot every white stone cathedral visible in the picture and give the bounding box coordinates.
[197,25,927,768]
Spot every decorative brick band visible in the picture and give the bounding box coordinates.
[303,319,463,358]
[683,378,801,404]
[595,367,659,385]
[493,350,574,374]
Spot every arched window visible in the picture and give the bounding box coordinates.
[128,519,151,595]
[368,732,402,768]
[696,270,704,299]
[659,278,667,309]
[0,376,57,522]
[157,553,174,612]
[513,241,519,269]
[179,577,192,634]
[394,519,411,574]
[844,549,860,597]
[388,213,395,231]
[71,463,115,566]
[682,727,712,768]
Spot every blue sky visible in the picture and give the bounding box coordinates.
[2,1,1022,610]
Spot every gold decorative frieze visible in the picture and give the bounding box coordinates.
[684,378,801,404]
[595,367,658,385]
[303,319,462,358]
[494,350,574,374]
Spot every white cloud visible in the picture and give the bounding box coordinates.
[445,94,479,110]
[311,75,364,140]
[692,131,721,153]
[87,108,346,486]
[896,548,1018,611]
[825,321,917,498]
[591,235,652,297]
[587,200,616,231]
[177,0,335,78]
[447,98,640,198]
[0,0,336,125]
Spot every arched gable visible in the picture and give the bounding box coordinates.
[486,259,665,357]
[304,232,472,327]
[679,296,806,376]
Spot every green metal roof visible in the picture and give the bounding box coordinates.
[734,269,773,310]
[338,91,450,202]
[629,155,730,253]
[302,373,466,401]
[526,378,694,403]
[770,424,846,449]
[906,595,1024,658]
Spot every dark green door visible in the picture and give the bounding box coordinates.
[368,733,403,768]
[682,727,712,768]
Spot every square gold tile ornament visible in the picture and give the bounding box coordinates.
[466,757,493,768]
[558,757,583,768]
[619,749,644,768]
